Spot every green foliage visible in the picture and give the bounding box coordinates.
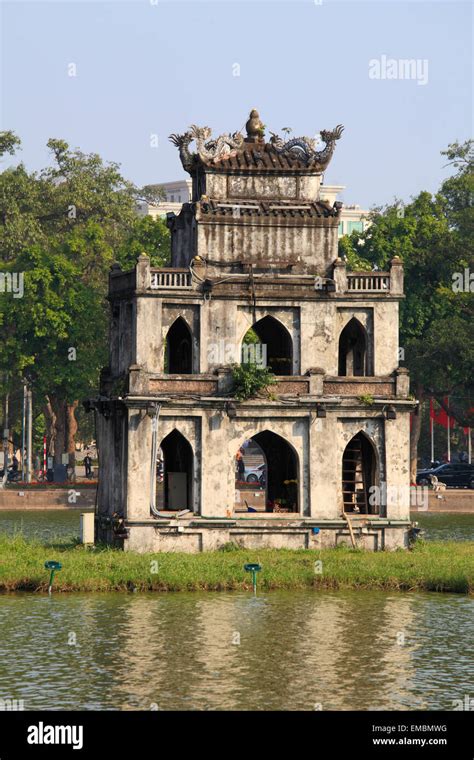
[1,237,109,401]
[138,184,166,205]
[0,131,21,157]
[117,215,170,269]
[231,363,276,401]
[242,327,260,344]
[338,235,371,271]
[338,141,474,427]
[0,132,158,453]
[358,394,374,406]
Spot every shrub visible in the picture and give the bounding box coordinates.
[231,363,276,401]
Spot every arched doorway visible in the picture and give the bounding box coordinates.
[159,429,193,511]
[243,316,293,375]
[342,432,378,514]
[234,431,298,513]
[234,439,266,512]
[338,318,367,376]
[165,317,192,374]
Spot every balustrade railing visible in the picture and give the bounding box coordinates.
[347,273,390,291]
[150,270,192,289]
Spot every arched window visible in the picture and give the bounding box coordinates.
[242,316,293,376]
[234,431,298,513]
[338,318,367,376]
[342,432,378,515]
[165,317,192,374]
[158,429,193,511]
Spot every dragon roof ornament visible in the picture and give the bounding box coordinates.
[169,111,344,174]
[269,125,344,172]
[169,125,245,172]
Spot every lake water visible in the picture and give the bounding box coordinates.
[0,510,473,711]
[0,589,472,711]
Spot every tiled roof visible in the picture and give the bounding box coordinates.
[208,144,312,171]
[199,199,339,218]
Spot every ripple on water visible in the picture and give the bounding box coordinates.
[0,589,472,711]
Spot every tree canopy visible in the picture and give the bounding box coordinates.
[339,140,473,474]
[0,133,170,463]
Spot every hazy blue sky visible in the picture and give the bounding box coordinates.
[1,0,472,208]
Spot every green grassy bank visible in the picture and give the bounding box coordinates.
[0,534,473,594]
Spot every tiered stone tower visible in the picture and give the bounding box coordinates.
[91,110,415,552]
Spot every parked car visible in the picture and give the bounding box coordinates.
[416,463,474,489]
[245,464,266,485]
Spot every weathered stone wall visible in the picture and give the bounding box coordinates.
[117,301,134,375]
[169,205,196,268]
[135,297,163,373]
[118,404,411,523]
[374,301,399,375]
[96,407,127,543]
[125,408,152,522]
[124,520,410,553]
[141,295,401,378]
[204,172,321,202]
[384,412,411,520]
[109,257,402,383]
[195,218,338,274]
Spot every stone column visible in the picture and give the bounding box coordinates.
[133,254,164,373]
[309,411,340,519]
[216,367,234,394]
[200,411,233,518]
[384,413,411,520]
[128,365,147,394]
[395,367,410,398]
[135,298,163,372]
[306,367,325,396]
[135,253,151,292]
[126,408,153,521]
[333,258,348,293]
[390,256,404,294]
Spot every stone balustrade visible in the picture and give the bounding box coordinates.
[127,372,401,399]
[347,273,390,291]
[150,269,192,289]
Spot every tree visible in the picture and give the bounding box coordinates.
[0,131,21,157]
[137,184,166,206]
[117,214,170,270]
[339,142,474,480]
[0,133,170,466]
[2,236,110,464]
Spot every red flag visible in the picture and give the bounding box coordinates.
[431,397,455,429]
[463,408,474,435]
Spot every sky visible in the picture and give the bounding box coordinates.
[1,0,472,209]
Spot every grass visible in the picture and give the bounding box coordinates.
[0,534,473,594]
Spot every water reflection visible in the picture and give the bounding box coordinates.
[0,590,472,711]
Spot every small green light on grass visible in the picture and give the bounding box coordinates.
[44,560,62,594]
[244,563,262,593]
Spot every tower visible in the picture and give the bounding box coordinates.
[91,110,415,552]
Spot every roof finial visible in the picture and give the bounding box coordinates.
[245,109,264,142]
